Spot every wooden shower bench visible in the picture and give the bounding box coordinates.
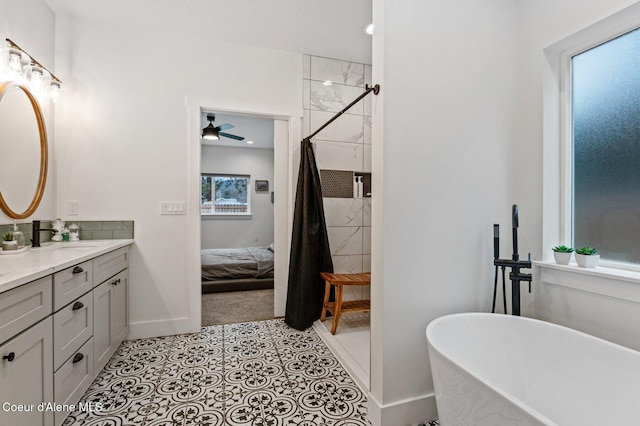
[320,272,371,334]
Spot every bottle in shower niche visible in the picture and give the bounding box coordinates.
[353,174,359,198]
[357,176,364,198]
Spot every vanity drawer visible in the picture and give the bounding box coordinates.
[54,337,94,426]
[54,261,93,311]
[0,276,52,345]
[53,292,93,370]
[93,247,129,286]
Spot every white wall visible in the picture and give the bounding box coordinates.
[370,0,518,423]
[0,0,56,224]
[53,15,301,338]
[515,0,640,278]
[516,1,640,335]
[201,145,274,249]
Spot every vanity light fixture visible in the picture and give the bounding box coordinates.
[3,38,63,102]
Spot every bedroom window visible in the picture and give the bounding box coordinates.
[571,26,640,265]
[201,174,251,215]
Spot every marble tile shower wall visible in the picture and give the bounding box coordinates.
[303,55,372,302]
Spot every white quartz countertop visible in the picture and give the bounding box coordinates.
[0,239,134,294]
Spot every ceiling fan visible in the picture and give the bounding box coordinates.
[201,114,245,141]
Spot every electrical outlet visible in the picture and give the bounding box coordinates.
[67,200,79,215]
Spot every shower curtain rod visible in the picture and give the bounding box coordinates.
[304,83,380,141]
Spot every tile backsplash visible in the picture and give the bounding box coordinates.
[0,220,134,244]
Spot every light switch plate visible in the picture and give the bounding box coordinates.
[160,201,186,215]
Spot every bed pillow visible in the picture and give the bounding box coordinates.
[268,243,274,252]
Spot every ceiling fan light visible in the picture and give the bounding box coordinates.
[202,123,219,140]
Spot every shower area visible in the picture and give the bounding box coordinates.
[301,54,373,390]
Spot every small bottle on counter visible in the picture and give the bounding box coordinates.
[12,221,25,249]
[69,223,80,241]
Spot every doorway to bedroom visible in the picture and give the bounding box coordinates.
[199,111,276,326]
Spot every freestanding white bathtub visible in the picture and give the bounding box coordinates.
[426,313,640,425]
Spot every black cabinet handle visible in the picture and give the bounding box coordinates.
[112,278,121,286]
[72,266,84,274]
[3,352,15,362]
[72,353,84,364]
[72,301,84,310]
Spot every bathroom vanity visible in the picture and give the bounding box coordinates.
[0,239,133,426]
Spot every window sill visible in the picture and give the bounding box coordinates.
[534,261,640,303]
[201,214,252,220]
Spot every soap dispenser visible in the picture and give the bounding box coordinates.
[12,221,25,249]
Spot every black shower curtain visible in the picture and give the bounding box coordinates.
[285,138,334,331]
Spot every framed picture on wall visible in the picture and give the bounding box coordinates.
[255,180,269,192]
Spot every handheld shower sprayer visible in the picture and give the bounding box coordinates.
[512,204,519,261]
[493,224,500,260]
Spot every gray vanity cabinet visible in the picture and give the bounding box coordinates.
[0,242,131,426]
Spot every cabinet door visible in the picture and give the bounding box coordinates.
[92,281,113,376]
[0,317,54,426]
[111,269,128,348]
[93,269,129,376]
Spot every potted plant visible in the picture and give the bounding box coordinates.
[575,246,599,268]
[2,232,17,251]
[552,245,574,265]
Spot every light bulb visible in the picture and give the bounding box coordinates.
[31,67,44,90]
[50,82,61,103]
[8,52,22,75]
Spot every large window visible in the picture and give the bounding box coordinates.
[201,174,250,215]
[571,27,640,264]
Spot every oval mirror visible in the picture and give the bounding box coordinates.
[0,82,48,219]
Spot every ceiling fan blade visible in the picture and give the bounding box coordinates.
[216,123,234,131]
[219,132,245,141]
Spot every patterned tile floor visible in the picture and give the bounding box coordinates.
[63,319,371,425]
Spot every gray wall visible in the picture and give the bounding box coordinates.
[201,145,274,249]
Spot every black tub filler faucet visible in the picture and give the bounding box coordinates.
[492,204,532,316]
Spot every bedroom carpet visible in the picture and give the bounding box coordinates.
[201,289,276,326]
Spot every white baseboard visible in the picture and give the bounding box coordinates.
[366,391,438,426]
[128,317,198,340]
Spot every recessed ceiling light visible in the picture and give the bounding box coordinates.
[246,140,254,144]
[322,80,333,86]
[364,23,374,35]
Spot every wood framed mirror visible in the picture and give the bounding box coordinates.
[0,81,48,219]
